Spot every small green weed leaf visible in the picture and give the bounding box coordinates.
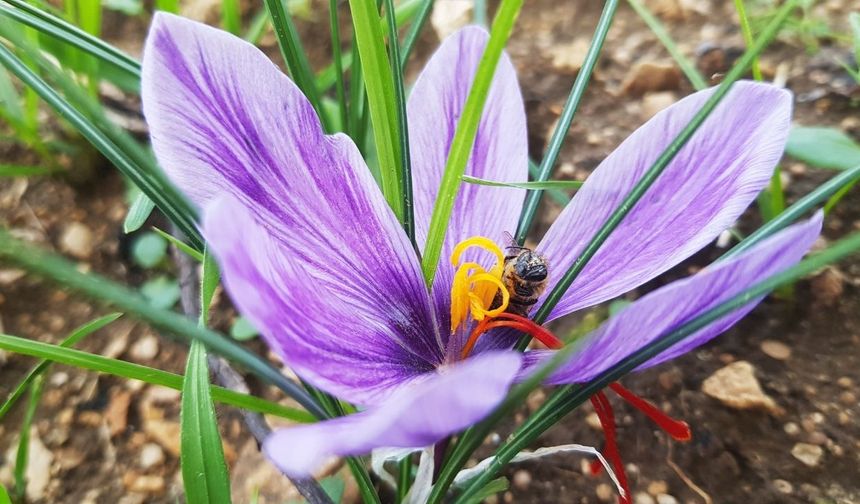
[319,476,346,503]
[124,191,156,233]
[152,227,204,262]
[141,276,180,309]
[786,126,860,171]
[230,316,259,341]
[180,340,232,504]
[102,0,142,15]
[132,232,168,268]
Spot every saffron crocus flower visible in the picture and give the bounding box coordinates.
[142,13,821,478]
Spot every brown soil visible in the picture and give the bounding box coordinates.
[1,1,859,503]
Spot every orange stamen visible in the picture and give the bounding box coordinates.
[460,312,564,359]
[608,382,692,442]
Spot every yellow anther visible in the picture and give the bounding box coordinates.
[449,237,510,333]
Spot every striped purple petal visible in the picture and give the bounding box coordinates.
[521,213,822,384]
[143,14,442,404]
[263,351,522,476]
[538,82,793,321]
[407,27,528,352]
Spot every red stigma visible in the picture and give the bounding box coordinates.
[460,312,563,358]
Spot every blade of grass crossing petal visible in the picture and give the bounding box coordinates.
[529,159,570,205]
[0,229,328,419]
[181,339,232,503]
[0,43,202,249]
[13,375,43,503]
[348,0,404,221]
[222,0,242,34]
[723,164,860,259]
[263,0,332,132]
[528,0,800,336]
[383,0,415,245]
[420,0,524,285]
[0,313,122,421]
[463,175,583,191]
[627,0,707,90]
[0,1,140,79]
[515,0,618,243]
[124,191,156,233]
[456,230,860,502]
[734,0,763,81]
[0,333,314,422]
[329,0,348,130]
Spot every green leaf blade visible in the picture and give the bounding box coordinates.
[785,126,860,171]
[181,340,232,504]
[124,192,156,233]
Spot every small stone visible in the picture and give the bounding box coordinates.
[784,422,800,436]
[641,92,678,119]
[144,419,181,457]
[586,411,603,430]
[105,389,132,437]
[810,267,844,306]
[123,473,165,494]
[839,391,856,406]
[773,479,793,494]
[59,222,94,260]
[512,469,531,490]
[760,340,792,360]
[791,443,824,467]
[430,0,471,40]
[806,431,828,446]
[656,495,678,504]
[837,377,853,388]
[140,443,165,470]
[701,361,780,414]
[621,62,682,96]
[647,481,668,496]
[548,38,591,73]
[634,492,656,504]
[526,389,546,412]
[596,483,615,502]
[130,335,159,361]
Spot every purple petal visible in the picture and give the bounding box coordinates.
[522,213,822,384]
[143,14,445,404]
[407,27,528,349]
[205,197,443,405]
[263,351,522,476]
[538,82,793,320]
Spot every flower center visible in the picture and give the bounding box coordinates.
[449,237,510,334]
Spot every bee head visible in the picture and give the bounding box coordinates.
[515,251,548,281]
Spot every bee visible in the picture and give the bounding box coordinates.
[491,234,549,317]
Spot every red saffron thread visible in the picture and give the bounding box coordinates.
[460,312,563,358]
[589,392,630,504]
[609,382,692,441]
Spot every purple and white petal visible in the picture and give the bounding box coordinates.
[204,196,441,406]
[407,27,528,348]
[143,13,444,400]
[522,213,822,384]
[538,82,793,320]
[263,351,522,476]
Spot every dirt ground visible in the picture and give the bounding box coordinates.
[1,0,859,503]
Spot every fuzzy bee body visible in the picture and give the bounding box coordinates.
[491,245,549,317]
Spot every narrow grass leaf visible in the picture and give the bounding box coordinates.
[785,126,860,170]
[124,191,156,233]
[0,164,55,176]
[463,175,583,191]
[0,313,122,421]
[0,332,314,422]
[152,227,205,262]
[0,482,9,504]
[263,0,331,131]
[180,340,232,503]
[733,0,763,80]
[0,229,327,419]
[348,0,404,220]
[155,0,179,13]
[421,0,524,285]
[14,375,43,502]
[222,0,242,35]
[528,159,570,206]
[516,0,617,243]
[627,0,708,90]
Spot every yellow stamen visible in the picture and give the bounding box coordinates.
[449,237,510,333]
